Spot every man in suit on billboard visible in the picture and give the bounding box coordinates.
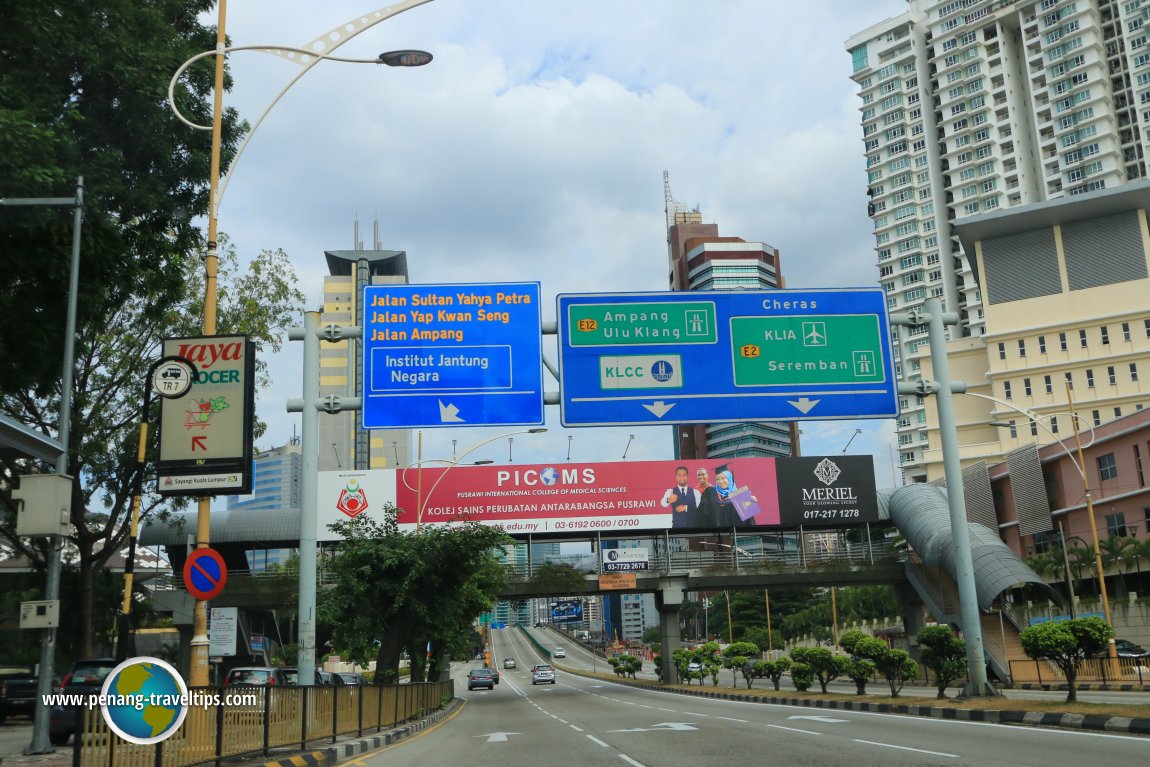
[662,465,700,528]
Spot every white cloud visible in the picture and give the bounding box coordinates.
[202,0,909,488]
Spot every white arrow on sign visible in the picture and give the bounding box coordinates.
[788,715,848,723]
[608,722,697,733]
[641,400,676,418]
[477,732,522,742]
[787,397,821,414]
[438,400,465,422]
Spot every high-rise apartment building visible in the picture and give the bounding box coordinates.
[847,0,1150,481]
[228,442,302,513]
[320,222,412,471]
[663,174,796,460]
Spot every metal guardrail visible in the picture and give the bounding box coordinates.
[73,680,453,767]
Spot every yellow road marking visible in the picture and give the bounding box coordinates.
[349,700,468,762]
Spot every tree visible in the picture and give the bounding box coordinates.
[839,629,875,695]
[529,561,589,595]
[755,656,791,692]
[1019,616,1113,702]
[741,625,782,654]
[853,635,918,697]
[641,626,661,645]
[0,1,243,397]
[916,625,966,699]
[607,654,642,679]
[790,661,814,692]
[721,641,760,689]
[789,646,846,694]
[1,242,304,657]
[319,510,511,683]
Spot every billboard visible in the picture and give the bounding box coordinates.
[551,600,584,623]
[157,335,254,496]
[315,456,876,539]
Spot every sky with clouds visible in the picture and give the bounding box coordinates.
[203,0,909,486]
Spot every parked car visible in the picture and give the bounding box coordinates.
[503,658,517,669]
[553,648,566,659]
[49,658,117,746]
[335,672,370,685]
[225,667,295,686]
[1115,639,1150,659]
[0,666,38,724]
[467,668,496,691]
[531,664,555,685]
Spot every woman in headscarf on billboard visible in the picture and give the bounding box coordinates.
[714,466,760,527]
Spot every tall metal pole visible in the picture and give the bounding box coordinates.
[1066,384,1119,673]
[26,177,83,755]
[924,297,993,696]
[297,311,320,686]
[188,0,228,690]
[764,590,772,654]
[1057,520,1077,620]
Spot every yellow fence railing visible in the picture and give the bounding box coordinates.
[74,680,454,767]
[1008,656,1150,686]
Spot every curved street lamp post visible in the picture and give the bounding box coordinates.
[973,384,1120,672]
[168,0,436,688]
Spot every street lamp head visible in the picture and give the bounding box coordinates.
[379,49,433,67]
[528,428,547,434]
[472,459,494,466]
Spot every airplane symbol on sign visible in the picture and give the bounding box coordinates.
[192,436,207,451]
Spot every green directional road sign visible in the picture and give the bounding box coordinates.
[566,301,717,346]
[730,314,886,386]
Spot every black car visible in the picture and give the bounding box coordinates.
[467,668,495,691]
[0,667,38,724]
[336,672,369,685]
[49,658,117,746]
[1115,639,1150,659]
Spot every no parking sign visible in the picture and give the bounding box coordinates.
[183,548,228,601]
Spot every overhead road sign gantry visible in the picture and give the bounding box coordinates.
[556,288,898,427]
[362,282,544,428]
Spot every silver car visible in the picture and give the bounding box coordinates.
[531,664,555,685]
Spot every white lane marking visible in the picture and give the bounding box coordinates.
[587,735,611,747]
[619,756,647,767]
[683,711,710,717]
[852,739,959,758]
[657,708,676,712]
[476,732,521,743]
[557,718,569,724]
[789,715,849,723]
[570,725,584,732]
[716,716,748,723]
[766,724,823,736]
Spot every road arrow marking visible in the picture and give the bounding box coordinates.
[608,722,697,733]
[787,397,820,414]
[788,715,848,723]
[641,400,676,418]
[438,400,465,422]
[477,732,521,743]
[191,436,207,451]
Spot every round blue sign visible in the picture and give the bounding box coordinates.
[183,548,227,601]
[650,360,674,383]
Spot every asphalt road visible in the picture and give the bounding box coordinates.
[0,720,33,760]
[350,628,1147,767]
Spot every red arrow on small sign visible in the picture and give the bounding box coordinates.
[192,436,207,451]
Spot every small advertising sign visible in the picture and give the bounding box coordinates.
[602,547,649,572]
[208,607,238,657]
[157,335,254,496]
[598,573,637,590]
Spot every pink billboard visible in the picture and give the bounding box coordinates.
[394,458,782,534]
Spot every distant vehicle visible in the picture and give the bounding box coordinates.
[553,648,566,659]
[225,667,295,686]
[0,666,38,724]
[532,664,556,685]
[315,671,335,685]
[468,668,496,691]
[49,658,117,746]
[503,658,517,669]
[336,672,370,685]
[686,662,702,673]
[1115,639,1150,659]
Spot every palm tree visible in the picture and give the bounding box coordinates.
[1099,535,1135,598]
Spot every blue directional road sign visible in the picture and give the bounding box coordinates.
[556,288,898,427]
[362,282,544,428]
